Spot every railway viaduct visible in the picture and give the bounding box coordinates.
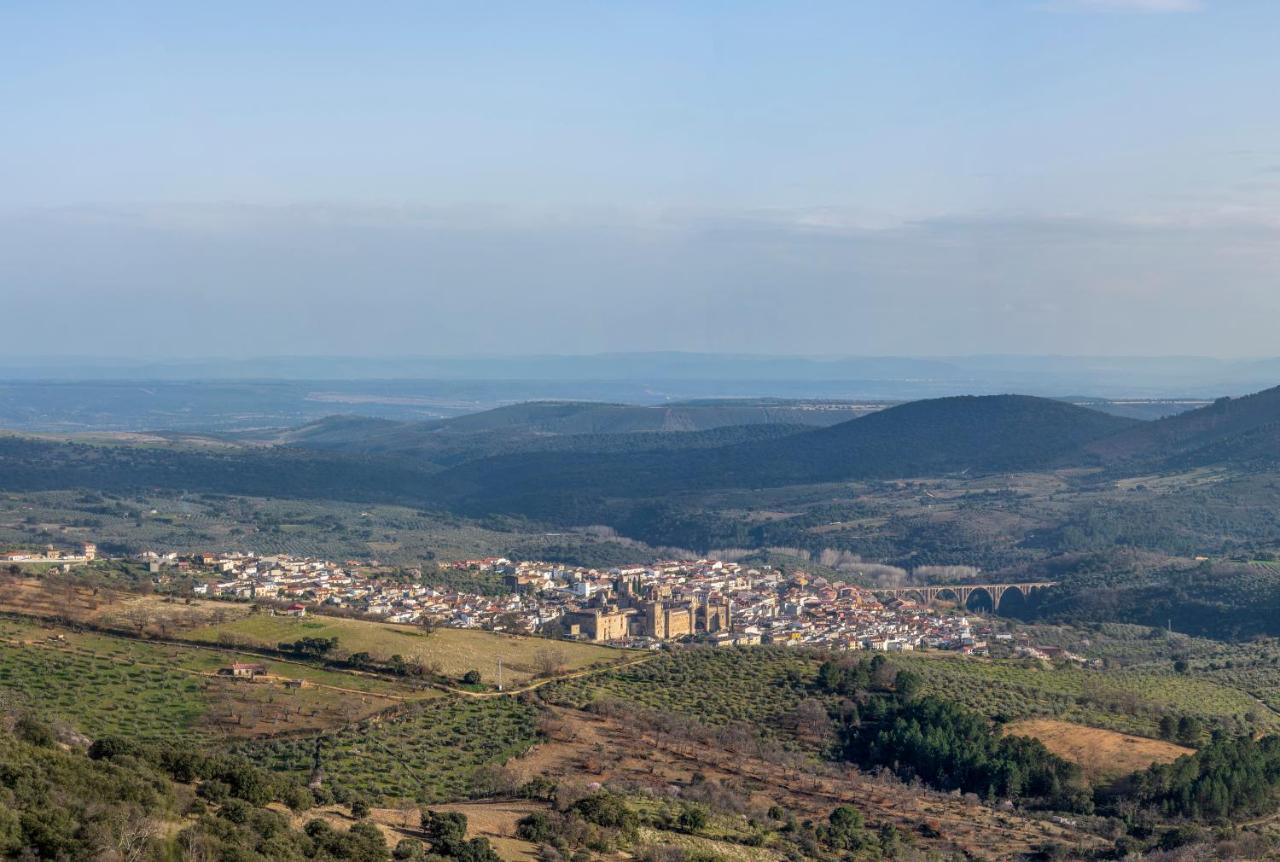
[871,582,1057,610]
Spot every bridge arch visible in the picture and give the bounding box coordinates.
[964,586,996,612]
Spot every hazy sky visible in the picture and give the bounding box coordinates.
[3,0,1280,357]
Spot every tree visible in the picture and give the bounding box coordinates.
[1158,715,1178,741]
[676,804,708,833]
[570,793,637,831]
[515,812,556,843]
[422,810,468,853]
[787,698,832,744]
[422,811,501,862]
[894,669,923,701]
[461,670,482,685]
[1177,715,1205,746]
[394,838,427,861]
[822,805,867,851]
[534,647,568,678]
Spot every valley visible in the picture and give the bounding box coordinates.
[6,386,1280,859]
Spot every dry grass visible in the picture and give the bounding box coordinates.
[183,615,625,685]
[1005,718,1193,781]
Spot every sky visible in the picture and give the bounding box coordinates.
[3,0,1280,358]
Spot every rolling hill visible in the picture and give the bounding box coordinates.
[427,395,1139,514]
[1085,384,1280,469]
[273,411,814,466]
[277,399,875,448]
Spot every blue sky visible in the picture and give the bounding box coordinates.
[3,0,1279,357]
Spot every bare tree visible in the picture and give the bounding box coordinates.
[534,646,569,678]
[786,698,833,746]
[111,806,159,862]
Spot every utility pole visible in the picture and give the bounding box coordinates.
[497,658,503,692]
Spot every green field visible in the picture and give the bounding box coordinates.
[183,613,626,685]
[544,645,816,728]
[238,696,540,804]
[0,631,205,743]
[893,652,1277,738]
[0,618,428,742]
[542,644,1280,744]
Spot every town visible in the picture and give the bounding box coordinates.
[56,547,1033,656]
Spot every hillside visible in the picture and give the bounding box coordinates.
[0,395,1135,524]
[278,400,871,449]
[277,412,813,462]
[730,394,1136,482]
[1085,384,1280,468]
[429,395,1138,515]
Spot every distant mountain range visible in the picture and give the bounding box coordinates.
[2,385,1280,528]
[420,395,1140,513]
[5,352,1280,398]
[271,401,873,461]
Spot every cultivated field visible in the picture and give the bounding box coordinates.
[0,617,427,741]
[0,576,627,687]
[544,645,816,730]
[545,643,1279,744]
[238,696,541,803]
[894,651,1278,738]
[1004,718,1193,781]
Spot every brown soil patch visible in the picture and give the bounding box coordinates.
[1006,718,1193,780]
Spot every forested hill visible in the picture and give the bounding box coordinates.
[274,414,811,465]
[427,395,1137,512]
[1085,384,1280,469]
[278,399,871,451]
[0,396,1137,517]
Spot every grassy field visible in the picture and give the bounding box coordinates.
[238,696,541,804]
[1004,718,1192,781]
[182,613,626,685]
[0,617,428,742]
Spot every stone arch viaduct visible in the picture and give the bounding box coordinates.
[871,582,1057,610]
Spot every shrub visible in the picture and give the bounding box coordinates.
[516,811,556,843]
[570,793,638,831]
